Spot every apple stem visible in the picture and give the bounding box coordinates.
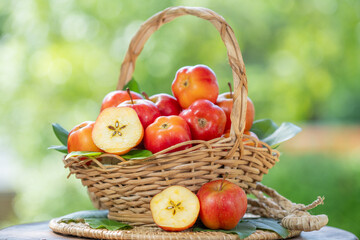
[142,91,150,100]
[126,88,134,105]
[219,172,229,191]
[228,82,233,99]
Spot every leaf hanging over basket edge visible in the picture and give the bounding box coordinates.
[250,119,301,147]
[52,123,69,146]
[65,151,103,160]
[121,149,153,160]
[48,145,68,153]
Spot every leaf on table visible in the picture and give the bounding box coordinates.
[52,123,69,146]
[250,119,301,147]
[123,78,141,94]
[121,149,153,160]
[58,210,108,223]
[48,145,68,154]
[84,218,132,231]
[65,151,103,160]
[193,221,256,239]
[243,218,289,238]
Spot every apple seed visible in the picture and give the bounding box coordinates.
[166,200,183,215]
[108,120,127,137]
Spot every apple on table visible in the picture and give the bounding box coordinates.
[150,186,200,232]
[197,178,247,230]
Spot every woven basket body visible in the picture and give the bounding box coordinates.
[65,6,280,225]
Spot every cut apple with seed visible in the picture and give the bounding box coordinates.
[150,186,200,231]
[92,107,144,154]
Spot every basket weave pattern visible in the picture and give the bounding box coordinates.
[65,6,280,225]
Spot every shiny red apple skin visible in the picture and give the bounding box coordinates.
[119,99,161,129]
[179,99,226,141]
[197,179,247,230]
[172,65,219,109]
[149,93,182,116]
[144,116,192,153]
[216,93,255,132]
[67,121,102,153]
[100,90,143,112]
[216,92,233,132]
[245,97,255,131]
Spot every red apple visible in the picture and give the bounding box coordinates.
[144,116,192,153]
[150,186,200,231]
[67,121,102,153]
[172,65,219,109]
[245,97,255,131]
[197,179,247,230]
[100,90,143,112]
[216,90,255,132]
[243,130,262,147]
[119,99,161,129]
[179,99,226,141]
[147,93,182,116]
[223,130,261,147]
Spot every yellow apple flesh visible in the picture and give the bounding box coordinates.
[150,186,200,231]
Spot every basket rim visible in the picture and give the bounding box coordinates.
[64,134,278,170]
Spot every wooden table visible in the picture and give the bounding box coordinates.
[0,221,358,240]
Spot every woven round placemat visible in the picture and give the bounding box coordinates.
[49,218,301,240]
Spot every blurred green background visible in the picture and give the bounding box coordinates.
[0,0,359,237]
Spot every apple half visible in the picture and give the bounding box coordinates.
[150,186,200,231]
[92,107,144,154]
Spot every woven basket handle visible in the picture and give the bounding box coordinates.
[117,6,248,138]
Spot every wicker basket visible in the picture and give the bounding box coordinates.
[65,6,287,226]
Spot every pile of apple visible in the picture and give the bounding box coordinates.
[150,178,247,231]
[67,64,258,155]
[68,64,252,231]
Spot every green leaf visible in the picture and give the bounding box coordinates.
[193,221,256,239]
[52,123,69,146]
[65,151,103,159]
[123,78,141,94]
[250,119,301,147]
[84,218,132,231]
[261,122,302,147]
[121,149,152,160]
[250,119,279,140]
[59,210,108,223]
[244,218,289,238]
[48,145,68,153]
